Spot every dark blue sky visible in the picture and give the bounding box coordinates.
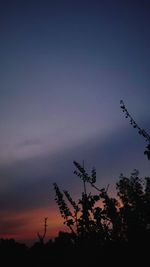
[0,0,150,243]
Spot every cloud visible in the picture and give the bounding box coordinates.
[0,120,150,216]
[16,138,42,149]
[0,208,64,243]
[0,217,26,235]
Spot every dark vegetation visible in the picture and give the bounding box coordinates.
[1,101,150,266]
[120,100,150,159]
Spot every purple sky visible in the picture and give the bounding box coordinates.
[0,0,150,243]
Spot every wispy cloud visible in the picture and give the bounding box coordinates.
[16,138,42,149]
[1,121,150,214]
[0,208,64,243]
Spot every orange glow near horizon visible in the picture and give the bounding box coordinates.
[0,188,117,245]
[0,207,67,245]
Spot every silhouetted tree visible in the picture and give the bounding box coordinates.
[116,169,150,243]
[54,161,150,248]
[54,162,118,245]
[54,161,111,245]
[37,217,48,245]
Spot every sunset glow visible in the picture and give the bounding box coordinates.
[0,0,150,245]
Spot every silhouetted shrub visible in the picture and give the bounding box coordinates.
[54,161,150,249]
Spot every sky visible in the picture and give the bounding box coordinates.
[0,0,150,244]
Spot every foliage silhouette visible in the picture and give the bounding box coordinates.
[54,161,150,249]
[120,100,150,159]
